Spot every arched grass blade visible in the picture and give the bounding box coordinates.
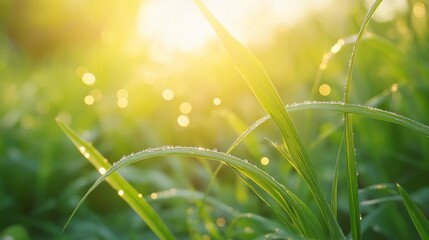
[56,119,175,240]
[192,1,344,238]
[397,184,429,239]
[80,146,325,238]
[231,102,429,153]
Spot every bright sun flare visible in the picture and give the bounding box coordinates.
[136,0,334,54]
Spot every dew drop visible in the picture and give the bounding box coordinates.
[79,146,86,153]
[98,167,107,175]
[118,190,124,196]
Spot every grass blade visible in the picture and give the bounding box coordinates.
[397,184,429,239]
[342,1,382,238]
[331,135,344,219]
[229,101,429,156]
[56,119,175,240]
[80,145,326,238]
[193,1,344,238]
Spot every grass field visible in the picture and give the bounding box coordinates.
[1,0,429,239]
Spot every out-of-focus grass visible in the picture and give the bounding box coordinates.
[1,0,429,239]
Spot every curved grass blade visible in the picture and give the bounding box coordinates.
[231,102,429,152]
[343,1,382,238]
[397,184,429,239]
[192,1,344,238]
[77,146,326,238]
[56,119,175,240]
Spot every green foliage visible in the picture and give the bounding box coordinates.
[397,184,429,239]
[1,0,429,239]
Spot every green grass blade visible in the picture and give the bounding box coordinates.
[84,146,325,238]
[343,1,382,238]
[193,1,344,238]
[56,119,175,240]
[331,135,344,219]
[397,184,429,239]
[230,102,429,153]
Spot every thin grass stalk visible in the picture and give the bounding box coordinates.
[343,1,383,239]
[193,1,344,238]
[331,134,344,219]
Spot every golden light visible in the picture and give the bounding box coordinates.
[84,95,95,105]
[82,72,96,85]
[162,88,175,101]
[365,0,408,22]
[213,97,222,106]
[319,84,331,96]
[136,0,333,54]
[260,157,270,166]
[179,102,192,114]
[330,39,344,54]
[117,89,129,99]
[413,2,426,18]
[117,98,128,108]
[177,115,190,127]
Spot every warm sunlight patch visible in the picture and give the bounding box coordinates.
[260,157,270,166]
[213,97,221,106]
[162,88,175,101]
[177,115,190,127]
[84,95,95,105]
[319,84,331,96]
[137,0,333,53]
[413,2,426,18]
[82,72,96,85]
[180,102,192,114]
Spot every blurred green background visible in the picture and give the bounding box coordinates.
[1,0,428,239]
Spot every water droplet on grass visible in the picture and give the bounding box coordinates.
[118,190,124,196]
[98,167,107,175]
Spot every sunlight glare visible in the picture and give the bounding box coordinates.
[177,115,190,127]
[117,89,129,99]
[365,0,408,22]
[319,84,331,96]
[162,88,175,101]
[260,157,270,166]
[82,72,96,85]
[137,0,334,53]
[117,98,128,108]
[213,97,221,106]
[84,95,95,105]
[413,2,426,18]
[180,102,192,114]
